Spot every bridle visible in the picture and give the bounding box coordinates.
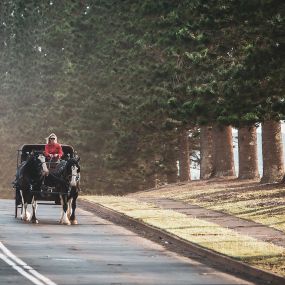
[67,164,80,182]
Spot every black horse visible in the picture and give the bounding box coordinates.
[14,152,49,223]
[47,157,81,225]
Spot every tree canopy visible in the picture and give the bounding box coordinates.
[0,0,284,193]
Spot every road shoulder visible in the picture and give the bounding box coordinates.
[78,198,285,285]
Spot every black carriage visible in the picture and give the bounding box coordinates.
[14,144,75,218]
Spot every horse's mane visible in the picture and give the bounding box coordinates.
[52,158,80,178]
[16,153,44,183]
[21,153,38,170]
[66,158,80,172]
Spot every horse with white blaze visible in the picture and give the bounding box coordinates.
[13,145,81,225]
[14,152,49,223]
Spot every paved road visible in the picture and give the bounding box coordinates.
[0,199,254,285]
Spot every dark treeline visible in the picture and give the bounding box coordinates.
[0,1,284,195]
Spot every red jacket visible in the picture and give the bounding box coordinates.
[45,143,63,158]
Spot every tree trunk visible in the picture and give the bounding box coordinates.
[238,126,259,179]
[200,125,214,179]
[212,125,236,177]
[145,173,156,189]
[261,120,284,183]
[165,147,178,184]
[178,129,191,182]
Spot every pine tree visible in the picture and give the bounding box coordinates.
[200,126,214,179]
[178,129,191,182]
[238,126,259,179]
[261,120,284,183]
[212,125,236,178]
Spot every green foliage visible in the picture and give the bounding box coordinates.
[0,0,284,194]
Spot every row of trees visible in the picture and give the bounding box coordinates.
[0,1,284,193]
[176,123,284,185]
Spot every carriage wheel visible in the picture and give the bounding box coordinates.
[14,188,22,219]
[15,200,23,219]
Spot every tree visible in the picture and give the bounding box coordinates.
[200,126,214,179]
[261,120,284,183]
[212,125,236,177]
[178,129,191,182]
[238,126,259,179]
[1,0,284,195]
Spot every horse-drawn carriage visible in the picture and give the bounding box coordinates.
[13,144,80,225]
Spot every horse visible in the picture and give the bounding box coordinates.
[14,152,49,223]
[47,157,81,225]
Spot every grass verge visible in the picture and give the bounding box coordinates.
[82,195,285,277]
[134,180,285,233]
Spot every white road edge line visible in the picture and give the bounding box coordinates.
[0,253,45,285]
[0,242,57,285]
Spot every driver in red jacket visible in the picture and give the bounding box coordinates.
[44,133,63,161]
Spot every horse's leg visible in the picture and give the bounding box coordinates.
[60,194,71,225]
[20,190,31,222]
[69,190,78,225]
[31,196,39,224]
[67,198,72,219]
[59,195,64,224]
[19,190,24,219]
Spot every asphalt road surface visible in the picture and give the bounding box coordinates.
[0,199,254,285]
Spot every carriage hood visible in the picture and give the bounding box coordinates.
[46,133,58,143]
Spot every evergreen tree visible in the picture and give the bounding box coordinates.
[1,0,284,195]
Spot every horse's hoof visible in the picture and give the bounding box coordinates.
[32,219,39,224]
[22,216,31,222]
[59,219,71,225]
[70,219,78,225]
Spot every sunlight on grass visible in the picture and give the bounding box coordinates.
[82,195,285,277]
[135,183,285,233]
